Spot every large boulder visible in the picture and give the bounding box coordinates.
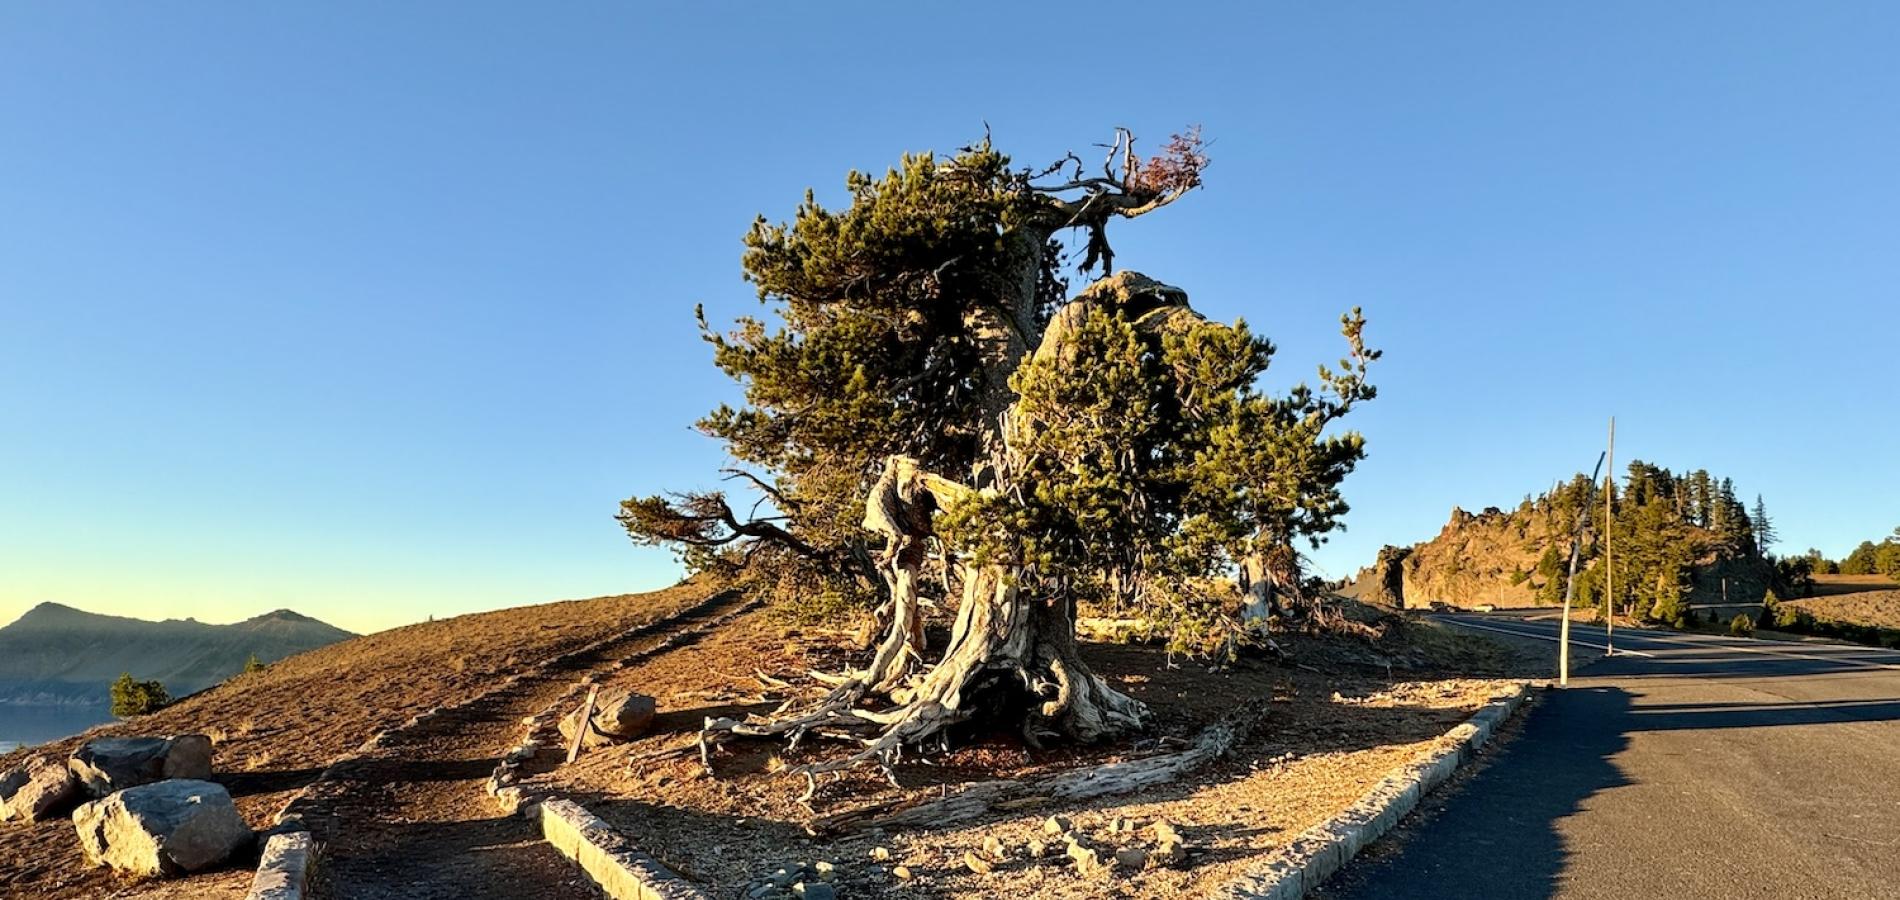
[72,779,252,877]
[69,735,213,797]
[0,755,81,823]
[558,688,657,748]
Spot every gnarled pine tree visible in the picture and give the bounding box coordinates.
[621,130,1378,779]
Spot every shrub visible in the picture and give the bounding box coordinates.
[1728,614,1755,637]
[109,673,172,717]
[243,653,266,674]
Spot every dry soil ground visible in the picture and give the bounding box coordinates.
[2,585,1539,900]
[0,581,714,900]
[530,606,1540,899]
[1791,574,1900,631]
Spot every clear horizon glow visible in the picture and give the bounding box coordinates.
[4,3,1897,634]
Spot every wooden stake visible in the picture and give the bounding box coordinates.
[567,685,599,764]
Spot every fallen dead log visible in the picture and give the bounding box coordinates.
[810,716,1246,834]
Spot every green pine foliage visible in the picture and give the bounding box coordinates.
[1527,462,1770,626]
[619,132,1381,654]
[109,672,172,718]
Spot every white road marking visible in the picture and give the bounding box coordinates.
[1442,617,1900,673]
[1439,618,1655,658]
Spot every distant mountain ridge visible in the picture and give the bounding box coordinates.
[0,602,353,706]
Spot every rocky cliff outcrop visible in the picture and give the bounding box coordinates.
[1351,484,1777,614]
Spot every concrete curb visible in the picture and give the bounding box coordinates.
[1212,680,1536,900]
[540,798,710,900]
[244,829,318,900]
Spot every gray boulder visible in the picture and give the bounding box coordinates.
[558,688,657,748]
[0,754,80,823]
[72,779,252,877]
[69,735,213,797]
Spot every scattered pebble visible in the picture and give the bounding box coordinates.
[792,882,836,900]
[981,835,1008,860]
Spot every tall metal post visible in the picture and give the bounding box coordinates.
[1560,451,1607,687]
[1605,417,1616,656]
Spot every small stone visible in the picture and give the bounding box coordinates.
[1109,816,1130,833]
[1152,839,1188,867]
[893,865,914,881]
[792,882,837,900]
[769,867,799,887]
[964,851,994,874]
[981,835,1008,860]
[1025,838,1048,859]
[813,860,837,880]
[1042,815,1072,836]
[1150,818,1182,845]
[1066,840,1104,876]
[1114,847,1149,869]
[870,846,893,861]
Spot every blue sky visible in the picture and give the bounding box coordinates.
[3,3,1896,634]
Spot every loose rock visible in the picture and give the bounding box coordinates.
[893,865,914,880]
[1042,815,1072,836]
[792,882,837,900]
[1067,840,1106,876]
[1114,847,1149,869]
[72,779,251,877]
[965,850,995,874]
[1152,838,1188,868]
[869,846,892,861]
[0,755,80,823]
[68,736,213,798]
[558,688,658,749]
[981,834,1008,860]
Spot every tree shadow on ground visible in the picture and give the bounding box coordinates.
[219,764,326,798]
[1311,686,1635,900]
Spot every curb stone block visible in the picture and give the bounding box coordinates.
[540,798,708,900]
[245,830,317,900]
[1212,681,1534,899]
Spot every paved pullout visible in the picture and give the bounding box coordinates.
[1315,615,1900,900]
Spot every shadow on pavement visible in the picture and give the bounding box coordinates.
[1313,686,1633,900]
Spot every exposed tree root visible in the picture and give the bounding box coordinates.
[698,455,1148,782]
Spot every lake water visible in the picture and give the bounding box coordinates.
[0,705,114,753]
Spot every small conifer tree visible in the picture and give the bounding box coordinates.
[109,673,172,718]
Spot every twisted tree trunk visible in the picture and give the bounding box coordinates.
[702,275,1202,777]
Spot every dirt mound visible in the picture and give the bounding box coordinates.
[1789,589,1900,631]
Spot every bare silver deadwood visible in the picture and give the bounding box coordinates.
[700,275,1209,784]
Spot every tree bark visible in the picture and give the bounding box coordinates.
[701,275,1211,776]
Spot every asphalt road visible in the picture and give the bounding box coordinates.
[1314,615,1900,900]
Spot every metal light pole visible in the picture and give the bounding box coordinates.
[1605,417,1615,656]
[1560,450,1607,688]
